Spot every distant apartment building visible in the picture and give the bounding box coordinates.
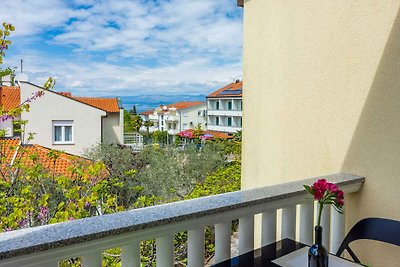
[140,102,206,135]
[206,81,242,134]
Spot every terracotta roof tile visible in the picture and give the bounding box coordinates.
[167,101,205,110]
[0,86,20,111]
[207,81,243,98]
[71,97,120,113]
[203,130,233,139]
[0,139,104,178]
[140,110,154,116]
[0,87,120,113]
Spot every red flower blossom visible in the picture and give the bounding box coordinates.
[304,178,345,226]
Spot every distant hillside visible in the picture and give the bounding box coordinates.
[119,94,207,113]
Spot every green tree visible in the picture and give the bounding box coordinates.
[124,110,142,133]
[131,114,143,132]
[130,105,137,115]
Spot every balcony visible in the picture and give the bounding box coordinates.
[165,115,179,122]
[207,124,241,133]
[207,110,242,117]
[0,174,363,267]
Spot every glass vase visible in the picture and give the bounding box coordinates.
[308,225,329,267]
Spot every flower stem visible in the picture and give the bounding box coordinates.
[317,201,323,227]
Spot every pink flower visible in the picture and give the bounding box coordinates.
[304,178,345,226]
[336,190,344,206]
[328,183,338,193]
[311,179,329,200]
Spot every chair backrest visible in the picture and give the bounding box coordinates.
[335,217,400,263]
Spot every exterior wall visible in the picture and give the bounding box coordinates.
[102,112,122,144]
[20,82,106,155]
[207,98,242,133]
[0,118,14,137]
[139,114,157,134]
[242,0,400,265]
[145,104,207,134]
[179,104,207,132]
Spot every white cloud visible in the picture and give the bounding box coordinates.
[1,0,243,96]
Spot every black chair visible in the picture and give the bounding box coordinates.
[335,217,400,263]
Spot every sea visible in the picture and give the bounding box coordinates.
[119,94,207,113]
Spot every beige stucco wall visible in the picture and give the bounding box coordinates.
[20,82,106,156]
[242,0,400,265]
[102,112,123,144]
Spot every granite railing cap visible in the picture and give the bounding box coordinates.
[0,173,364,260]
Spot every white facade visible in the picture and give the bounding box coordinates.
[141,103,207,135]
[0,118,15,137]
[207,97,242,134]
[19,82,123,155]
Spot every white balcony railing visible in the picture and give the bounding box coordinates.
[207,110,242,117]
[165,115,178,122]
[0,173,364,267]
[207,124,242,133]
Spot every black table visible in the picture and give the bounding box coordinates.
[213,238,307,267]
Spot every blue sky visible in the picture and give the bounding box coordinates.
[1,0,243,97]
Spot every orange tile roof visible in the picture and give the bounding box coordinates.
[207,81,243,98]
[0,86,20,111]
[167,101,205,110]
[71,97,120,113]
[0,86,120,113]
[0,139,104,178]
[140,109,154,116]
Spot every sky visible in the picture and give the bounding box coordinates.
[0,0,243,97]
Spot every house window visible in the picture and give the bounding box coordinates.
[183,111,188,117]
[227,117,232,126]
[183,123,188,130]
[53,120,73,144]
[228,101,232,110]
[215,117,220,126]
[198,110,203,116]
[216,101,220,110]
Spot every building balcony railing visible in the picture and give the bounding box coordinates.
[165,115,179,122]
[207,124,242,133]
[207,110,242,117]
[0,174,364,267]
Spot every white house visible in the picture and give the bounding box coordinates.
[206,81,243,134]
[0,82,124,156]
[140,102,206,135]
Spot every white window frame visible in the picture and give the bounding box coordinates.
[52,120,74,144]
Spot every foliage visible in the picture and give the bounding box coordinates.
[137,144,225,200]
[131,114,143,132]
[124,110,143,133]
[84,144,146,208]
[0,22,15,65]
[186,161,241,198]
[0,151,113,230]
[151,130,168,144]
[123,110,134,132]
[130,106,137,115]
